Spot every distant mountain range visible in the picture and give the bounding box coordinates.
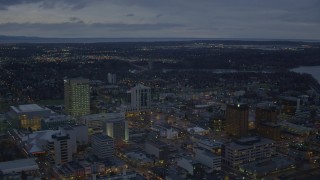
[0,35,211,43]
[0,35,319,43]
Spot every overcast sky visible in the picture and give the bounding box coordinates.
[0,0,319,39]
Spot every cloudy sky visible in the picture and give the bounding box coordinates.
[0,0,319,39]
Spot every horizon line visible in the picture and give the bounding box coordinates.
[1,35,320,43]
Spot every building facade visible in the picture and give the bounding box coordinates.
[41,115,75,130]
[91,133,114,159]
[145,140,169,160]
[222,136,275,171]
[225,103,249,138]
[64,78,90,117]
[194,148,221,170]
[47,133,73,165]
[255,104,280,141]
[104,120,129,142]
[80,113,129,142]
[7,104,52,130]
[130,84,151,112]
[107,73,117,84]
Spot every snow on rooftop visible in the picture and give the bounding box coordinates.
[11,104,46,113]
[19,104,43,111]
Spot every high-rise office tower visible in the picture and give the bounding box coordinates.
[255,104,280,141]
[130,84,151,112]
[225,103,249,138]
[64,78,90,117]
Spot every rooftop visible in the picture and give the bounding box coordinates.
[10,104,47,113]
[240,157,295,175]
[256,103,278,111]
[64,77,89,84]
[80,113,125,122]
[0,158,38,173]
[227,103,248,109]
[147,139,168,148]
[43,115,71,123]
[131,83,151,90]
[92,133,113,141]
[228,136,274,149]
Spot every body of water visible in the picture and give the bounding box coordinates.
[291,66,320,83]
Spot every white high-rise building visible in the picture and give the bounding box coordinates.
[47,133,73,165]
[130,84,151,112]
[64,77,90,117]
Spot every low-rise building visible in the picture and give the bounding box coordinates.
[125,152,153,166]
[177,157,204,177]
[145,140,169,160]
[41,115,75,130]
[239,157,296,179]
[80,113,129,142]
[222,136,275,171]
[7,104,53,130]
[0,158,39,176]
[194,148,221,170]
[196,139,222,154]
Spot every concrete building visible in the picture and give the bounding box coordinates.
[104,118,129,142]
[177,157,204,176]
[196,139,222,154]
[145,140,169,160]
[0,114,8,134]
[177,157,197,175]
[255,103,280,141]
[239,157,296,179]
[225,103,249,138]
[80,113,128,142]
[64,77,90,117]
[278,96,301,116]
[125,152,153,166]
[41,115,75,130]
[151,124,178,139]
[47,133,73,165]
[222,136,275,171]
[91,133,114,159]
[107,73,117,84]
[0,158,39,176]
[16,126,86,166]
[194,148,221,170]
[7,104,52,130]
[279,121,316,136]
[129,84,151,112]
[59,124,89,153]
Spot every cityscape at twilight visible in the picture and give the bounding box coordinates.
[1,1,320,180]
